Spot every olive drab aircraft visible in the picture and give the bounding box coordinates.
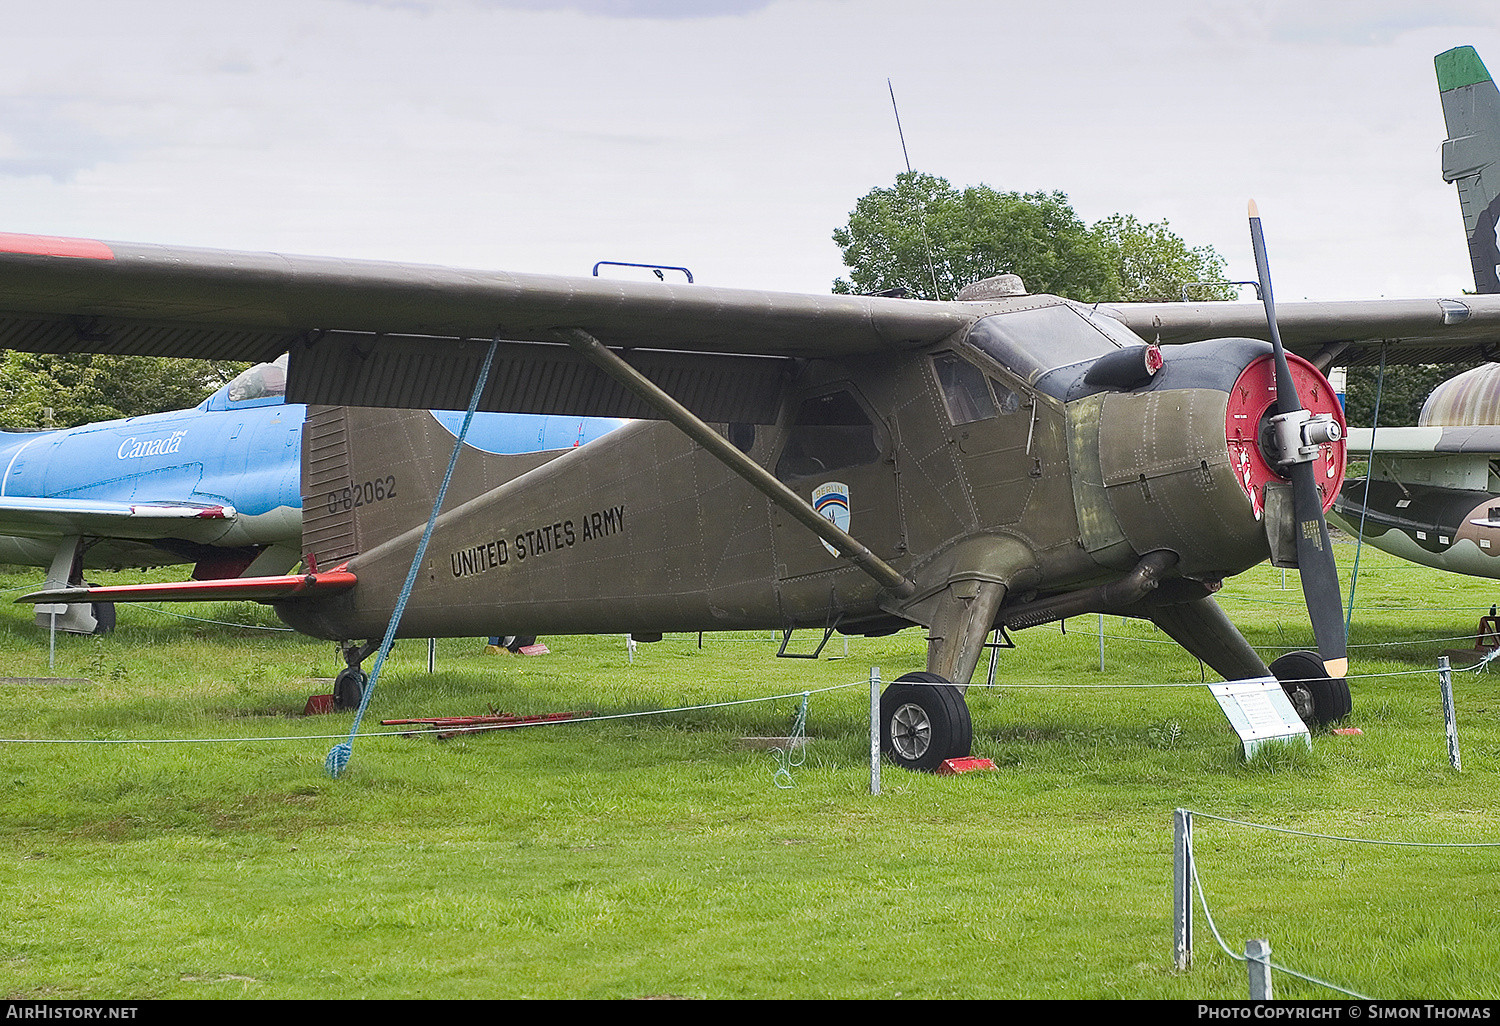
[5,212,1500,771]
[0,348,624,635]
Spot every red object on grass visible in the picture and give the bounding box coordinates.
[304,694,335,716]
[1333,727,1364,736]
[937,756,997,775]
[380,710,593,738]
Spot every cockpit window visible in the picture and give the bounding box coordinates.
[965,304,1131,397]
[774,390,882,482]
[227,354,288,403]
[932,352,999,425]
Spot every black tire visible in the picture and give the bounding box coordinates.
[90,601,116,635]
[879,671,973,772]
[507,635,537,653]
[333,668,367,711]
[1270,650,1351,728]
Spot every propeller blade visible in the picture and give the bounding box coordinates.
[1248,201,1348,678]
[1246,200,1302,416]
[1287,459,1348,677]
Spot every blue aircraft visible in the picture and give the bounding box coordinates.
[0,354,626,632]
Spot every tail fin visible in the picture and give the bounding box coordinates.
[1437,46,1500,293]
[300,406,613,570]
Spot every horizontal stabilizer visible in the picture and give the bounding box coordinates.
[17,566,356,605]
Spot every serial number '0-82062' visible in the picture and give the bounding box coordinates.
[327,476,397,514]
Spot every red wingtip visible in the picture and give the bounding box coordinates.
[0,233,114,260]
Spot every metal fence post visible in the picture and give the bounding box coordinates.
[1439,655,1462,772]
[1246,938,1273,999]
[1173,808,1193,970]
[427,638,436,673]
[870,666,881,795]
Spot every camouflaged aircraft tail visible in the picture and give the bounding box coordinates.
[1438,46,1500,294]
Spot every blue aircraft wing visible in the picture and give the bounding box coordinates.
[0,496,236,540]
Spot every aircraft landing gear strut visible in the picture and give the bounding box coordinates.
[879,671,973,772]
[334,640,379,710]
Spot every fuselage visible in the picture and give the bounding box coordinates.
[276,296,1345,643]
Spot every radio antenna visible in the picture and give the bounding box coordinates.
[888,78,913,173]
[886,79,941,298]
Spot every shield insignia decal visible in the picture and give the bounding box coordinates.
[812,481,850,557]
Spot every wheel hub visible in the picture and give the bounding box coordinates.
[889,702,932,760]
[1285,684,1315,723]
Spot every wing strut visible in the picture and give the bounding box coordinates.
[557,328,916,599]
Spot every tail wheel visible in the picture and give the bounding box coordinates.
[333,668,367,711]
[90,601,116,635]
[1270,650,1350,728]
[880,671,972,772]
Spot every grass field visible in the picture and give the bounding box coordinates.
[1,539,1498,999]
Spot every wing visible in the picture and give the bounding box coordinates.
[0,496,235,542]
[0,232,971,423]
[1095,298,1500,366]
[5,232,1500,420]
[1345,425,1500,455]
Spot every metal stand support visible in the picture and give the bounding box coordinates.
[1173,808,1193,970]
[1439,655,1462,771]
[1246,938,1273,999]
[869,666,881,796]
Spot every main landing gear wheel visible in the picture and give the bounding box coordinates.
[333,668,367,711]
[1270,650,1351,728]
[880,671,973,772]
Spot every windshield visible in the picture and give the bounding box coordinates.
[226,354,288,403]
[964,304,1131,397]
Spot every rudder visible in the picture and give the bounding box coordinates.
[1438,45,1500,293]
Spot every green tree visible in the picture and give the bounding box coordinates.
[831,171,1232,303]
[0,353,247,430]
[1089,213,1235,302]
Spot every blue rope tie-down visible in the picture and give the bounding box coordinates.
[326,338,501,778]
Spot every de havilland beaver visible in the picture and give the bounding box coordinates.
[6,205,1499,771]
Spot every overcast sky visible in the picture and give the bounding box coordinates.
[3,0,1499,300]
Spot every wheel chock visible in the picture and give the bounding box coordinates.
[937,756,996,775]
[304,694,335,715]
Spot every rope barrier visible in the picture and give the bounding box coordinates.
[1188,831,1371,999]
[127,604,296,631]
[1184,809,1500,848]
[1184,805,1500,998]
